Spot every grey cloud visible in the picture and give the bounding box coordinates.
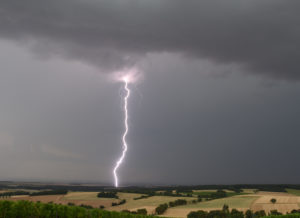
[1,39,300,184]
[0,0,299,79]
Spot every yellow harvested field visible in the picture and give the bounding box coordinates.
[164,208,200,218]
[164,195,258,218]
[6,192,142,209]
[250,193,300,214]
[63,192,100,200]
[63,192,143,208]
[62,192,118,208]
[165,193,300,218]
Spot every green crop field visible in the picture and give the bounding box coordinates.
[286,189,300,196]
[63,192,102,201]
[178,195,259,209]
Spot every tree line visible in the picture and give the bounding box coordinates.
[0,190,68,198]
[187,205,300,218]
[155,199,188,215]
[0,200,157,218]
[111,199,126,206]
[122,208,148,215]
[97,191,118,199]
[30,190,68,196]
[197,189,227,201]
[133,195,150,200]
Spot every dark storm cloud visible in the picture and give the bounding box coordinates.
[0,0,299,79]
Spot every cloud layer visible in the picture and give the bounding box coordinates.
[0,0,299,79]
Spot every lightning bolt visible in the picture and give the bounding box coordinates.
[113,77,130,187]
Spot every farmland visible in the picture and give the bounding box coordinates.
[1,183,300,217]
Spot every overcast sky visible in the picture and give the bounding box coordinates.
[0,0,300,185]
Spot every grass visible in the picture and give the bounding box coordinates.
[178,195,259,209]
[286,189,300,196]
[63,192,103,201]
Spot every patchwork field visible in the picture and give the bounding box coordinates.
[164,191,300,217]
[2,187,300,217]
[9,192,133,208]
[165,195,259,218]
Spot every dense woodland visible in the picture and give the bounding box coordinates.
[0,200,156,218]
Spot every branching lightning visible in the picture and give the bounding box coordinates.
[113,76,130,187]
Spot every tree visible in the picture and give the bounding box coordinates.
[291,209,300,213]
[269,210,282,215]
[222,204,229,213]
[254,210,266,217]
[97,191,118,199]
[245,209,253,218]
[230,209,244,218]
[207,210,227,218]
[0,200,155,218]
[155,203,168,215]
[270,198,276,204]
[169,199,187,207]
[187,210,208,218]
[137,208,147,215]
